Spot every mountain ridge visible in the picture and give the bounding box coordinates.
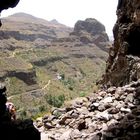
[2,12,71,28]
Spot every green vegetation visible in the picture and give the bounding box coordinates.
[0,15,109,119]
[45,94,65,108]
[0,45,107,119]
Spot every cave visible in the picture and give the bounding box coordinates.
[127,26,140,56]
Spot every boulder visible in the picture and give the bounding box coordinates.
[70,18,110,51]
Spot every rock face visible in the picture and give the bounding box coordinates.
[0,83,40,140]
[102,0,140,87]
[73,18,107,37]
[70,18,109,51]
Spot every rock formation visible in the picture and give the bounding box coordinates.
[70,18,110,51]
[102,0,140,87]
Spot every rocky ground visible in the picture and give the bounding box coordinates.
[35,79,140,140]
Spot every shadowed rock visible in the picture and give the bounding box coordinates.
[0,83,40,140]
[101,0,140,87]
[0,0,20,12]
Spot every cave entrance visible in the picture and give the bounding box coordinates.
[127,27,140,56]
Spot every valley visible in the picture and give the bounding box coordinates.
[0,13,110,118]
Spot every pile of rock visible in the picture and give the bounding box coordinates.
[35,80,140,139]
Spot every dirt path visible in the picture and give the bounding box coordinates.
[7,80,51,100]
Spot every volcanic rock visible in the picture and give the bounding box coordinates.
[102,0,140,87]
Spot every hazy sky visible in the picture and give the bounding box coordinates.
[1,0,118,36]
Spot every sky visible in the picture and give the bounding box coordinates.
[1,0,118,36]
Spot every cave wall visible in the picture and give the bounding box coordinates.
[0,0,20,26]
[0,1,41,140]
[103,0,140,87]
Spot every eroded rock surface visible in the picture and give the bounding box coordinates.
[70,18,110,51]
[102,0,140,87]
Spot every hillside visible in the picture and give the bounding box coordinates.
[0,13,111,118]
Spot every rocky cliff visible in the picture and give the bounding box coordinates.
[69,18,110,52]
[102,0,140,87]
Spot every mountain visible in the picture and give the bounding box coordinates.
[0,12,110,118]
[1,12,72,47]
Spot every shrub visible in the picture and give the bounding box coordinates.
[45,94,65,108]
[79,91,86,97]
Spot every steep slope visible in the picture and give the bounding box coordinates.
[102,0,140,87]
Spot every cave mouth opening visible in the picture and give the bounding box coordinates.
[127,27,140,56]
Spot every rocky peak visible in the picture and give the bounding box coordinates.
[50,19,59,24]
[73,18,106,36]
[70,18,109,51]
